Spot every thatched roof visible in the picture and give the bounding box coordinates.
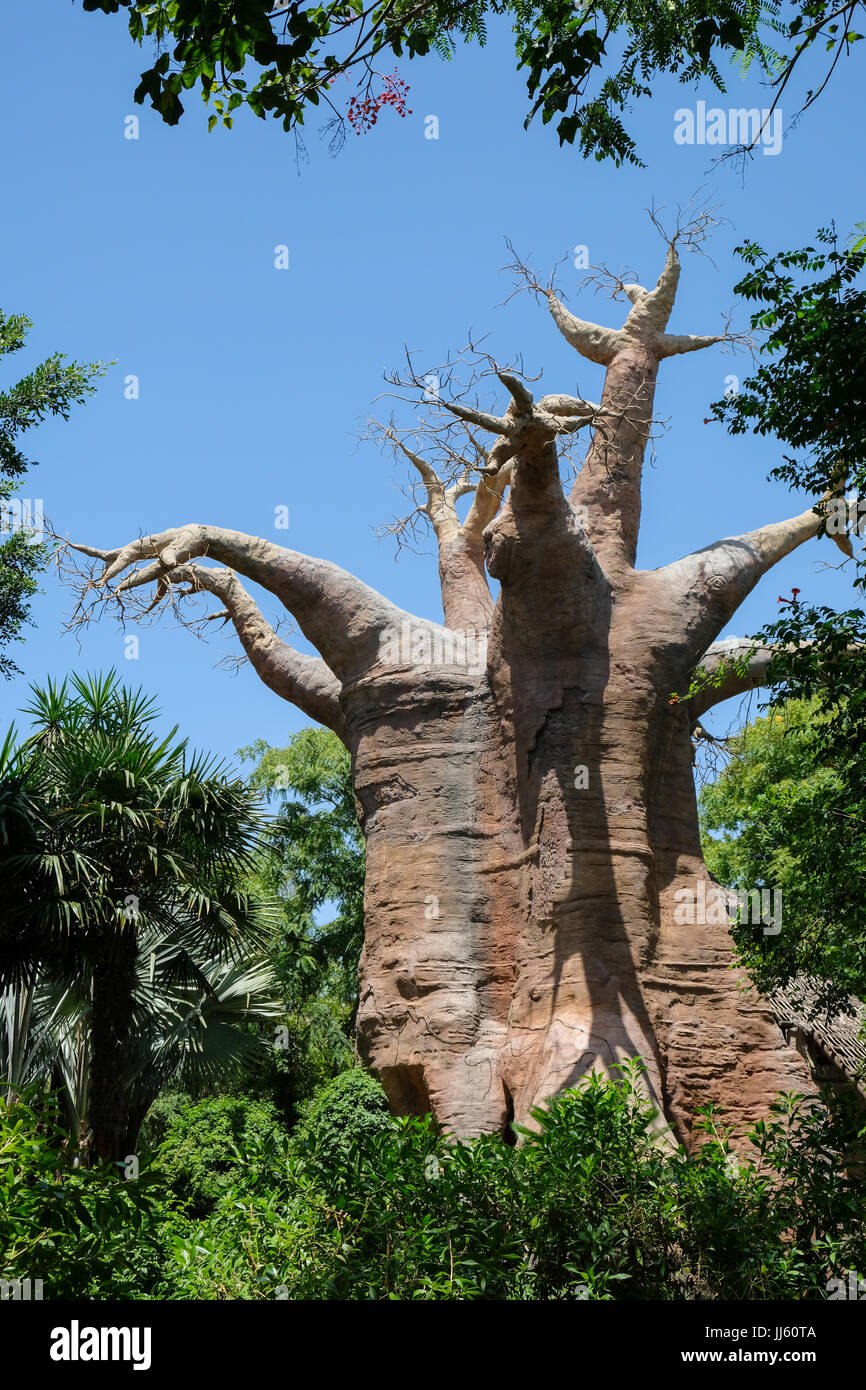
[771,978,866,1099]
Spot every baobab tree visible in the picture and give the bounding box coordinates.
[67,222,849,1148]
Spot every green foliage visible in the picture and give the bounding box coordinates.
[137,1090,194,1150]
[1,932,282,1153]
[0,671,278,963]
[6,1067,864,1299]
[713,228,866,501]
[150,1093,287,1216]
[292,1068,392,1168]
[512,0,778,165]
[701,694,866,1013]
[708,232,866,1014]
[238,727,363,1117]
[241,727,365,993]
[0,312,105,677]
[0,672,281,1157]
[76,0,859,164]
[675,647,756,705]
[0,1089,175,1299]
[162,1063,866,1300]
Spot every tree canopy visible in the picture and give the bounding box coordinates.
[0,312,104,677]
[77,0,865,163]
[238,727,363,1113]
[697,230,866,1020]
[700,698,866,1014]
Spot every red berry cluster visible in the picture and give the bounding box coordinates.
[347,70,412,134]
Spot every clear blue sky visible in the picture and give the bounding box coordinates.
[0,4,860,762]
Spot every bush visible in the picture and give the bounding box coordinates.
[138,1091,193,1152]
[153,1094,286,1216]
[8,1068,863,1300]
[292,1069,391,1168]
[162,1061,866,1300]
[0,1089,177,1299]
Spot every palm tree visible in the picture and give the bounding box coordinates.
[0,672,280,1161]
[1,933,281,1156]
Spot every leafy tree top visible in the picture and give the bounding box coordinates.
[0,312,105,677]
[77,0,864,164]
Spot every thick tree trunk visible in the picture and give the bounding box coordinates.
[88,930,138,1164]
[349,609,809,1147]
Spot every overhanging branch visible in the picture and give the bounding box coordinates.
[65,525,405,681]
[168,564,348,742]
[659,503,854,663]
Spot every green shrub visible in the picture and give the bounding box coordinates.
[138,1091,193,1152]
[0,1089,177,1299]
[164,1061,866,1300]
[292,1068,392,1168]
[8,1067,864,1301]
[153,1094,286,1216]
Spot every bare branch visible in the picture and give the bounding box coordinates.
[61,524,404,680]
[501,238,624,365]
[537,393,601,418]
[575,260,640,302]
[462,453,513,541]
[388,430,443,497]
[545,291,624,365]
[497,371,534,414]
[437,398,512,435]
[687,639,777,719]
[608,197,740,356]
[646,192,729,261]
[660,331,725,357]
[365,408,501,630]
[169,563,348,741]
[657,504,854,663]
[688,629,865,718]
[641,241,681,332]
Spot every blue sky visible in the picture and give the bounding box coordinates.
[0,3,861,764]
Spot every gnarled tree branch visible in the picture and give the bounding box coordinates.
[563,242,742,577]
[167,563,348,742]
[68,525,406,681]
[658,504,854,665]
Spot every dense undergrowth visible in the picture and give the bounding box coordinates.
[3,1062,864,1301]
